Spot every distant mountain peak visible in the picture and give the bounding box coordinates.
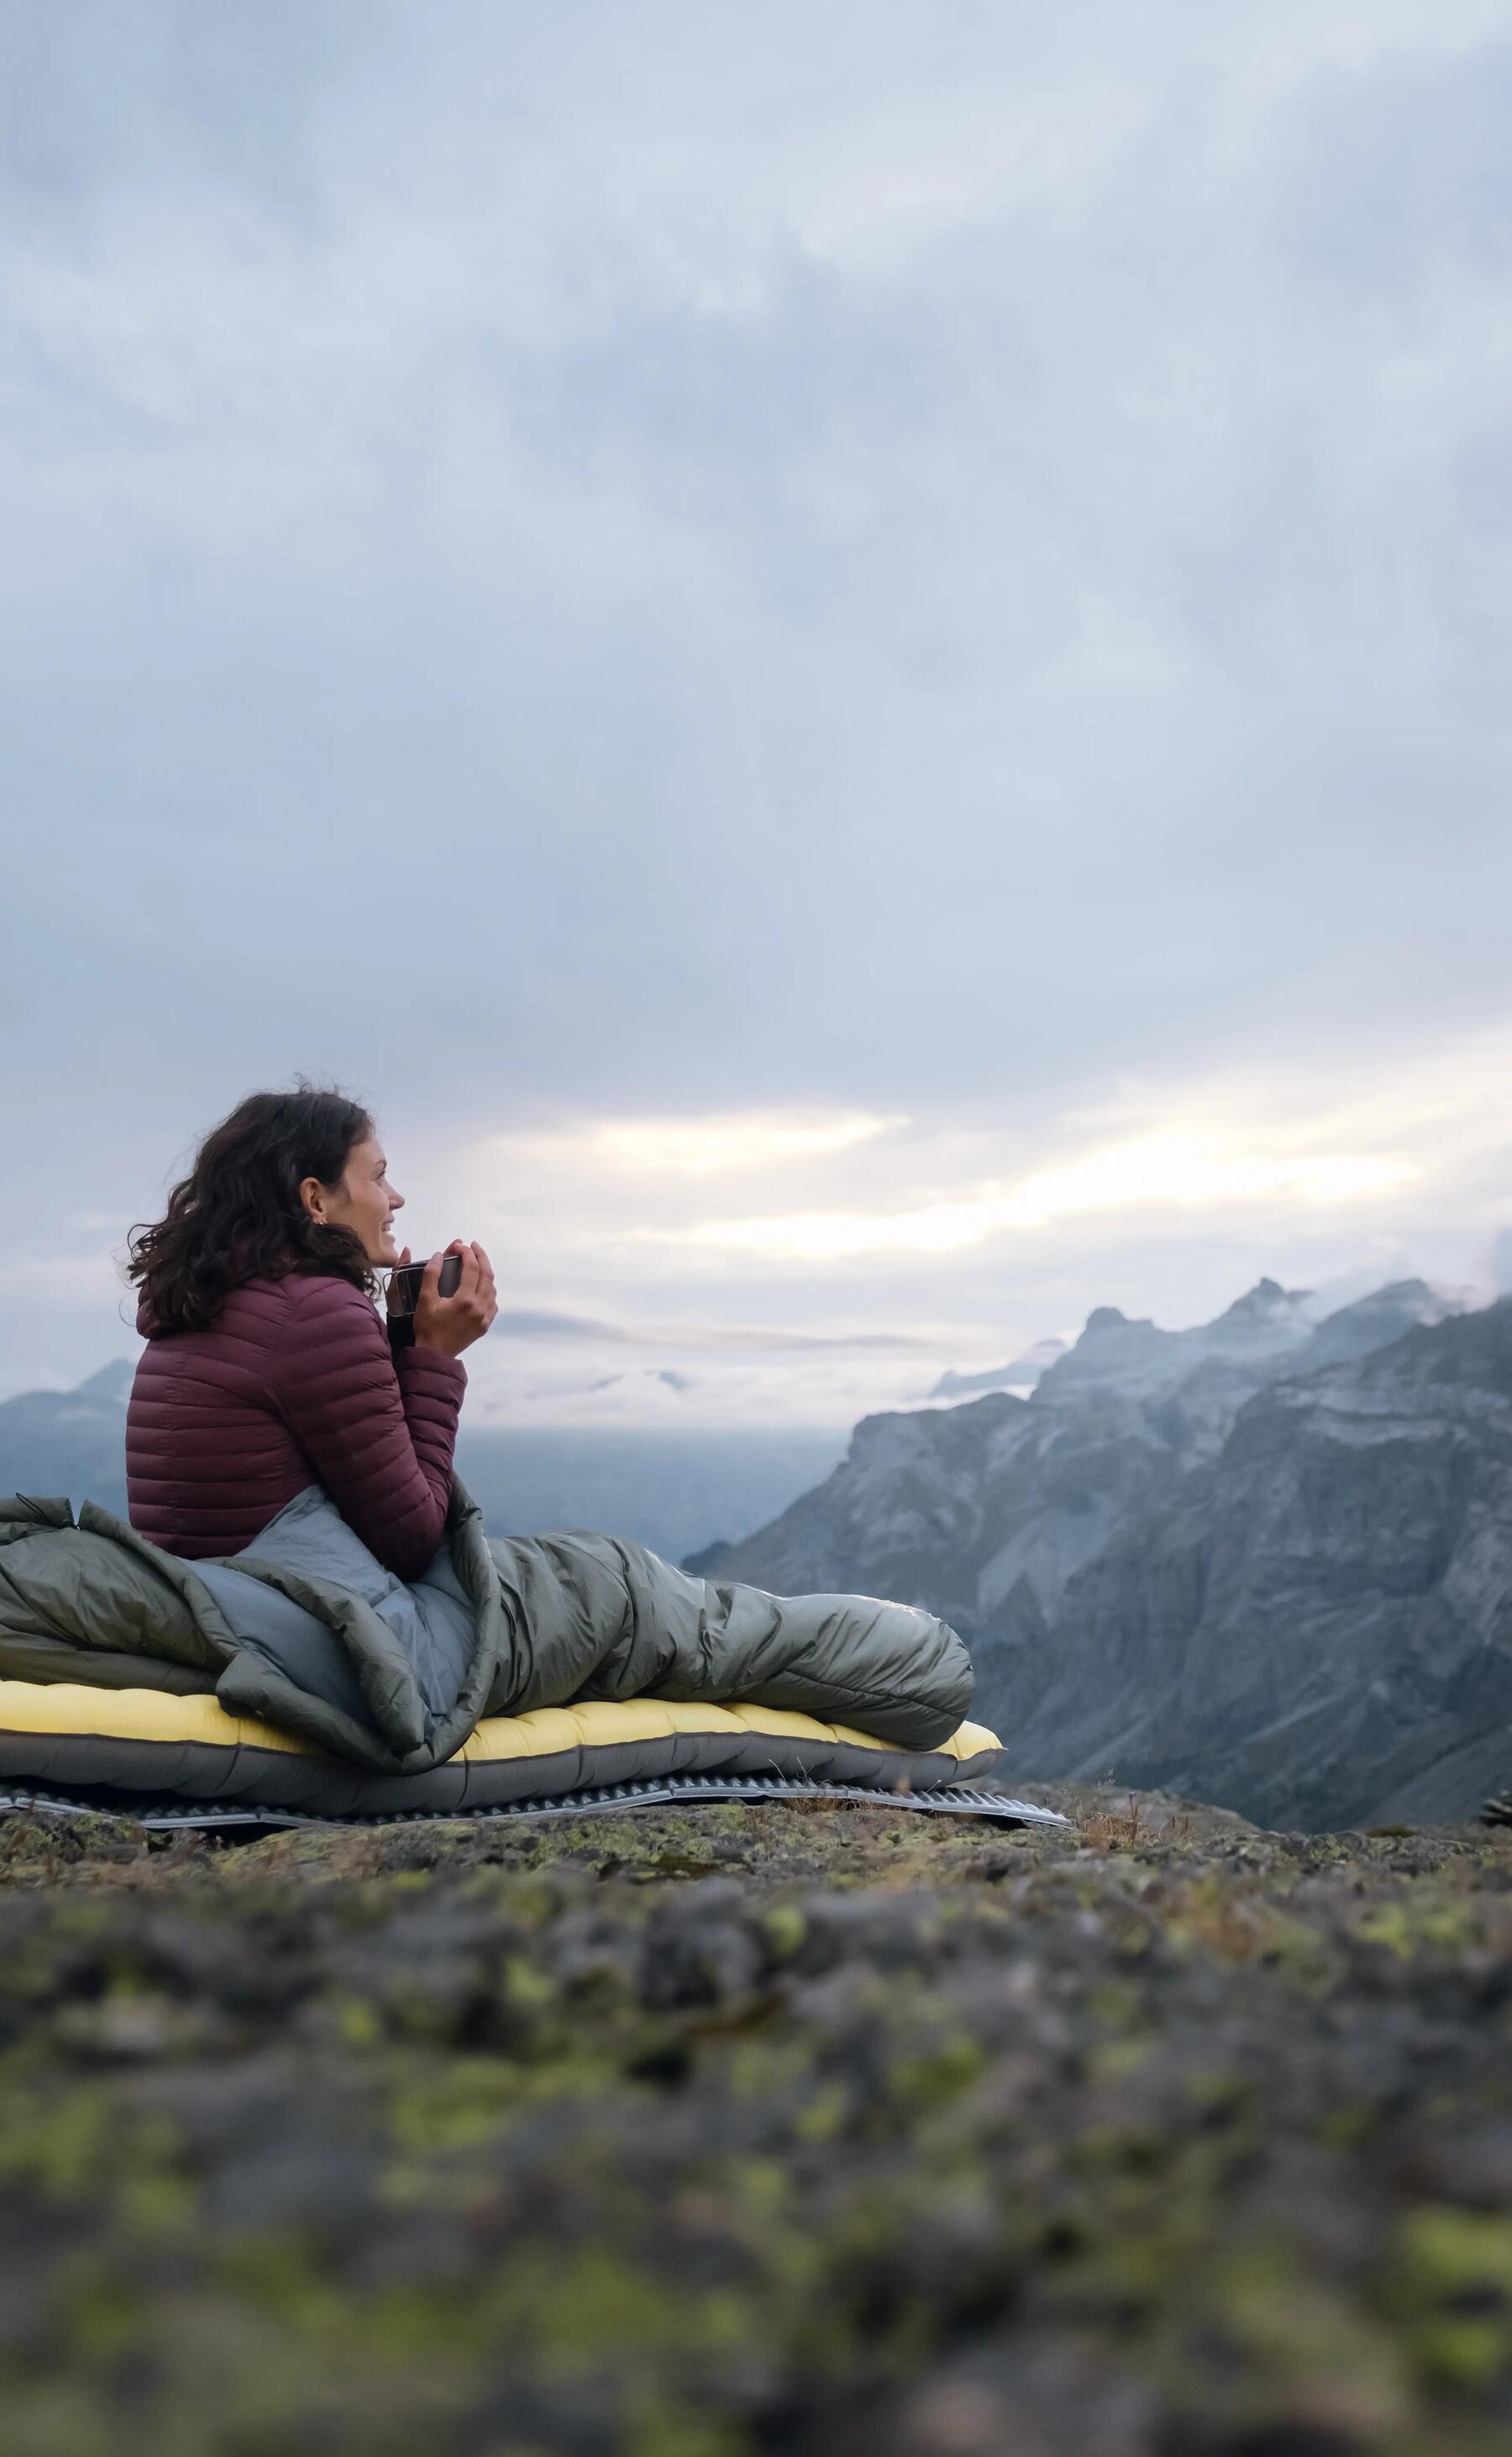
[71,1360,134,1402]
[1220,1277,1310,1319]
[1082,1305,1136,1337]
[1297,1277,1467,1371]
[1336,1275,1443,1310]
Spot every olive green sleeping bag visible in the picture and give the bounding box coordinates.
[0,1484,997,1812]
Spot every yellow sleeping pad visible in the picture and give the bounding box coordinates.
[0,1679,1005,1817]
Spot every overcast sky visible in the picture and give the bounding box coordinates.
[3,0,1511,1423]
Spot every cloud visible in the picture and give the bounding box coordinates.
[493,1310,628,1342]
[488,1110,899,1176]
[2,3,1509,1405]
[677,1136,1415,1260]
[482,1304,933,1353]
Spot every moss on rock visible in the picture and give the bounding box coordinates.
[0,1789,1509,2452]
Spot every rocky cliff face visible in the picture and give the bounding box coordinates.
[701,1280,1508,1828]
[1003,1299,1512,1829]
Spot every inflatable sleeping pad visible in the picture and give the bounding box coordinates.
[0,1484,1005,1817]
[0,1683,1005,1815]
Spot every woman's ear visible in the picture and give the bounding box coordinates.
[298,1174,328,1223]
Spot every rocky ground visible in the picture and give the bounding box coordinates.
[1,1786,1509,2456]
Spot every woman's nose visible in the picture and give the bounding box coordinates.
[391,1188,406,1211]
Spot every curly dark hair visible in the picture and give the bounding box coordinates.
[127,1085,376,1333]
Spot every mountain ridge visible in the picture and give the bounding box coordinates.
[694,1277,1506,1827]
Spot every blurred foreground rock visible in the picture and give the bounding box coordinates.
[1,1787,1509,2455]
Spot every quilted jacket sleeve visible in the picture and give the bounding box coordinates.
[266,1278,466,1580]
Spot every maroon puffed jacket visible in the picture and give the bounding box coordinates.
[126,1273,467,1580]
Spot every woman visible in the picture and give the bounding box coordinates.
[125,1086,497,1579]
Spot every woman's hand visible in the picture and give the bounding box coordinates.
[412,1240,498,1358]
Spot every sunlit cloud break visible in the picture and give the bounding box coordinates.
[676,1134,1418,1261]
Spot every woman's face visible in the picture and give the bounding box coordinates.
[302,1134,406,1266]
